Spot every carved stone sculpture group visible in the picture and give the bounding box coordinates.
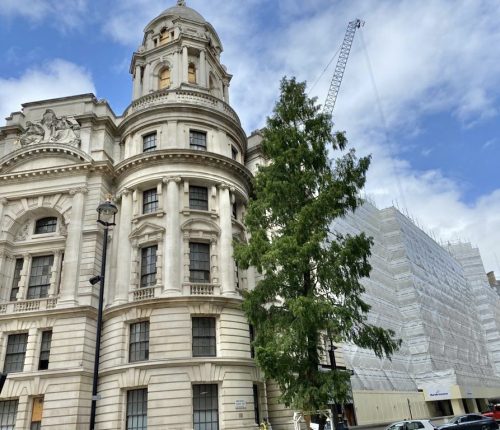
[18,109,81,147]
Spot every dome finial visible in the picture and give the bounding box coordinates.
[177,0,186,6]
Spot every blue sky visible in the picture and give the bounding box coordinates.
[1,0,499,275]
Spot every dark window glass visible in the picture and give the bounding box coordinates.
[253,385,260,425]
[249,325,255,359]
[189,186,208,210]
[232,202,237,219]
[4,333,28,373]
[130,322,149,363]
[231,146,238,160]
[10,258,23,302]
[193,384,218,430]
[0,399,18,430]
[143,133,157,152]
[190,131,207,151]
[38,331,52,370]
[189,243,210,283]
[234,263,239,290]
[34,217,57,234]
[142,189,158,214]
[30,423,41,430]
[140,246,157,288]
[192,317,216,357]
[127,389,147,430]
[27,255,53,299]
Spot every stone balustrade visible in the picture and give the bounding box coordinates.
[0,297,58,314]
[125,89,240,124]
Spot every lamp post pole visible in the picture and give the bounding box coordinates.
[89,198,117,430]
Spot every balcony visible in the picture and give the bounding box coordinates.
[0,297,58,314]
[124,89,240,125]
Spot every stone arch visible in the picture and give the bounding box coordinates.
[152,59,173,91]
[2,194,72,239]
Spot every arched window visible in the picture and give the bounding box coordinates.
[34,217,57,234]
[188,63,197,84]
[159,28,169,45]
[159,68,171,90]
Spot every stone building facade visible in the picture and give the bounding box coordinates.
[1,1,500,429]
[0,2,267,429]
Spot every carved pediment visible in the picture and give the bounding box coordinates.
[181,217,220,235]
[0,144,92,174]
[17,109,81,147]
[129,222,165,246]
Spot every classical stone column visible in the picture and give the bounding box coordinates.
[218,184,236,296]
[114,189,133,304]
[200,50,207,87]
[144,63,151,94]
[182,46,188,83]
[133,65,142,100]
[164,177,182,295]
[58,187,87,306]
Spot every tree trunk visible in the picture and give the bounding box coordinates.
[304,414,312,430]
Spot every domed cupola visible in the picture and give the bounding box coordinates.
[129,0,231,103]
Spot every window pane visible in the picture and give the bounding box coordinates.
[34,217,57,234]
[140,246,157,288]
[27,255,53,299]
[189,131,206,151]
[142,189,158,214]
[0,399,18,429]
[193,384,218,430]
[253,385,260,424]
[129,322,149,362]
[143,133,157,152]
[189,186,208,210]
[4,333,28,373]
[39,331,52,370]
[10,258,23,302]
[159,69,171,89]
[127,389,147,430]
[192,317,216,357]
[189,243,210,283]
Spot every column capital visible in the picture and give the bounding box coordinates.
[117,188,132,199]
[162,176,182,184]
[0,198,7,206]
[69,186,88,196]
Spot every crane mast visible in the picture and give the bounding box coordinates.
[323,19,364,117]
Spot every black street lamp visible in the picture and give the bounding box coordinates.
[89,197,118,430]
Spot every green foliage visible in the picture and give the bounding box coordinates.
[234,77,401,414]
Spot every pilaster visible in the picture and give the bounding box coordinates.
[114,189,133,304]
[58,187,87,306]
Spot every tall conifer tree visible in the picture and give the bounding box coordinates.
[235,77,400,428]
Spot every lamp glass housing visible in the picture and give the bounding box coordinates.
[97,200,118,226]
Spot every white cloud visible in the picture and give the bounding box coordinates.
[0,0,88,29]
[0,60,96,120]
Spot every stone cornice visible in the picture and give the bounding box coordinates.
[99,357,259,379]
[103,294,243,320]
[114,149,253,190]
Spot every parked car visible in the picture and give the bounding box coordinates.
[437,414,498,430]
[386,419,436,430]
[483,404,500,421]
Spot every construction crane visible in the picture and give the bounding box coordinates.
[323,19,364,117]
